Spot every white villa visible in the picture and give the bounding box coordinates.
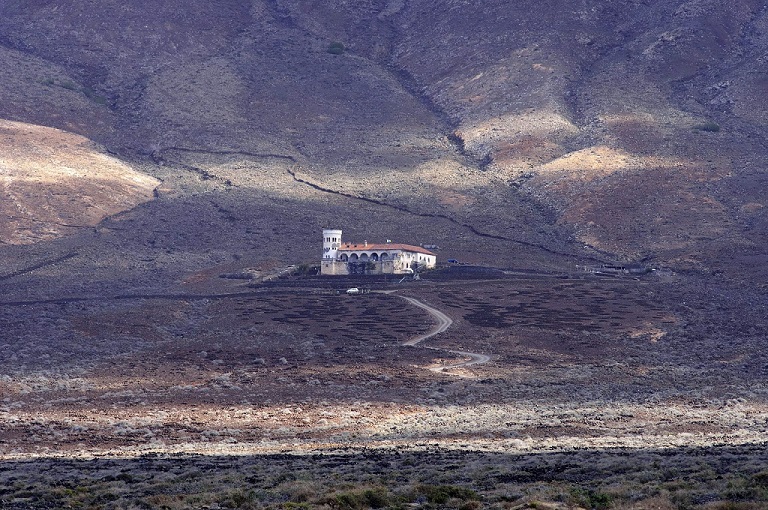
[320,228,437,275]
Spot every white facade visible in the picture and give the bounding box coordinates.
[322,229,343,261]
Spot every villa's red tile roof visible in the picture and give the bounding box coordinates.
[337,242,436,256]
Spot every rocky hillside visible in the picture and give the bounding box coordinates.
[0,0,767,278]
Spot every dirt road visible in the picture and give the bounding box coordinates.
[395,294,490,374]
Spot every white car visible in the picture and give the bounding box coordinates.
[346,287,361,295]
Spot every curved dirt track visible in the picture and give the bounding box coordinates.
[396,294,490,375]
[398,295,454,346]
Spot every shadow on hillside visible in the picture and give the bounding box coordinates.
[1,443,767,508]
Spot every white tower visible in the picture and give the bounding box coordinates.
[322,229,343,260]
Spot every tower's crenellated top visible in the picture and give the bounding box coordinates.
[322,228,343,260]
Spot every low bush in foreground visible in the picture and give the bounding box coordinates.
[327,41,345,55]
[693,121,721,132]
[2,446,768,509]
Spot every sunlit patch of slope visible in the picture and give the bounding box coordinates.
[527,145,735,266]
[0,120,159,244]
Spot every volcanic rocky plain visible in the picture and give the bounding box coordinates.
[2,1,768,509]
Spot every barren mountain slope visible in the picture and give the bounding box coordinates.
[382,0,768,274]
[1,1,766,277]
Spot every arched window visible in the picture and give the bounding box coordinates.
[350,254,359,261]
[360,253,369,261]
[381,253,389,260]
[370,253,379,261]
[340,254,348,261]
